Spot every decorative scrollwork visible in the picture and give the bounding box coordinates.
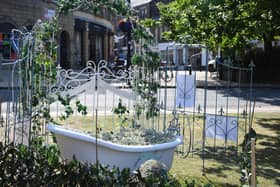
[97,60,132,82]
[50,60,133,96]
[159,69,174,82]
[50,62,95,94]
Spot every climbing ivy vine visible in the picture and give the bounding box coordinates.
[18,19,58,141]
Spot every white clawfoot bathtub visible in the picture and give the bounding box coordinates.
[47,124,182,171]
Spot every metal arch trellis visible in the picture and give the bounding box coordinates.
[48,41,256,172]
[0,24,255,176]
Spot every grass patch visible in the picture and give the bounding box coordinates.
[171,112,280,187]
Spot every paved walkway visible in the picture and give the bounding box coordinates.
[160,70,280,88]
[0,63,279,89]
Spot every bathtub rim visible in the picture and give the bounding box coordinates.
[47,123,183,152]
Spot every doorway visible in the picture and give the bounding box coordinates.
[60,31,70,69]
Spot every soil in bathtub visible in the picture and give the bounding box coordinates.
[96,126,176,145]
[55,116,177,145]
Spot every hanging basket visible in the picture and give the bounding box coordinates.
[118,19,134,33]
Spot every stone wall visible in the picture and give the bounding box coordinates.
[0,0,55,27]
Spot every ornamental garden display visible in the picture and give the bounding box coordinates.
[42,0,183,172]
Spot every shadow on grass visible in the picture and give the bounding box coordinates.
[255,117,280,185]
[192,116,280,186]
[196,146,240,185]
[203,146,239,163]
[204,165,232,178]
[203,174,239,187]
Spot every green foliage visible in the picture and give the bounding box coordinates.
[57,0,132,16]
[158,0,280,52]
[141,18,160,28]
[240,128,257,186]
[113,99,129,116]
[134,103,145,120]
[131,23,161,120]
[75,100,87,115]
[133,24,154,46]
[17,19,58,141]
[131,53,144,66]
[0,141,61,186]
[132,51,160,70]
[57,94,74,120]
[112,99,129,126]
[184,178,214,187]
[2,41,10,46]
[0,142,182,186]
[57,94,88,120]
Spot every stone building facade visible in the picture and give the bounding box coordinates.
[132,0,172,44]
[0,0,117,69]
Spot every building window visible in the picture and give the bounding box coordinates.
[0,23,17,63]
[159,26,162,41]
[0,33,17,62]
[89,23,106,62]
[95,35,104,61]
[74,31,82,66]
[139,8,147,19]
[60,31,70,69]
[178,48,183,65]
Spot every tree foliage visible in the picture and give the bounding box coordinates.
[57,0,132,16]
[158,0,280,52]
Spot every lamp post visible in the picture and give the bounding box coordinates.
[118,19,132,70]
[118,0,132,70]
[127,28,131,70]
[126,0,131,70]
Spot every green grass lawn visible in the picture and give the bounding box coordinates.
[54,112,280,186]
